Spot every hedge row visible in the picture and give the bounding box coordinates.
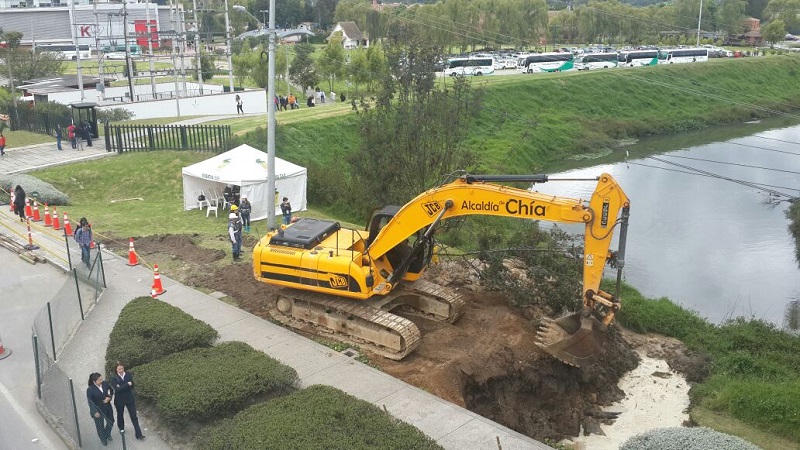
[194,385,444,450]
[104,297,219,375]
[1,174,70,206]
[134,341,299,425]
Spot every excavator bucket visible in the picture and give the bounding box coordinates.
[535,312,606,367]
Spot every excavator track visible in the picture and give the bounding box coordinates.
[381,279,467,324]
[268,288,422,360]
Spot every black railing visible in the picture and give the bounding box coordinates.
[103,123,232,153]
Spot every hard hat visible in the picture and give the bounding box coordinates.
[229,213,237,220]
[240,194,247,199]
[231,204,238,211]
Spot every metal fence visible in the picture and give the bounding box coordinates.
[103,122,232,153]
[31,248,107,449]
[8,108,69,136]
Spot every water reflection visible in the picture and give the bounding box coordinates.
[539,124,800,326]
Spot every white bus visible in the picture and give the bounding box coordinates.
[516,52,575,73]
[443,57,495,76]
[659,48,709,64]
[36,44,92,61]
[618,50,659,67]
[575,52,620,70]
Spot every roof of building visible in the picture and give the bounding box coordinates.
[336,21,364,41]
[19,75,108,94]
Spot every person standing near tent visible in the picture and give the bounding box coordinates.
[239,194,251,232]
[280,197,292,225]
[228,213,242,261]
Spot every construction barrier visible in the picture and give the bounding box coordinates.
[151,264,166,297]
[0,332,11,360]
[32,200,41,222]
[127,238,139,266]
[52,207,61,231]
[24,218,40,251]
[43,203,53,227]
[63,212,73,236]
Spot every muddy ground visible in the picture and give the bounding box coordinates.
[115,234,705,442]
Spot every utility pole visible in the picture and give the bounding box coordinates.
[224,0,234,92]
[170,0,181,116]
[123,4,135,101]
[69,0,85,101]
[179,7,187,94]
[145,0,157,98]
[266,0,276,229]
[94,0,105,101]
[696,0,704,47]
[192,0,203,95]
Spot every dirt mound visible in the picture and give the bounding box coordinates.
[127,234,650,442]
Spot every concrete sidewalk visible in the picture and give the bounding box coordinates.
[0,140,551,450]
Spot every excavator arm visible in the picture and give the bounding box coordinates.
[367,173,631,366]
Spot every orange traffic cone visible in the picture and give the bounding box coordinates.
[63,212,73,236]
[127,238,139,266]
[52,207,62,231]
[43,203,53,227]
[32,200,41,222]
[0,332,11,360]
[151,264,166,296]
[24,198,33,218]
[9,192,14,212]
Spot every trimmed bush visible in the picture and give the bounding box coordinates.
[134,341,298,426]
[621,427,761,450]
[194,384,443,450]
[104,296,218,375]
[0,174,69,206]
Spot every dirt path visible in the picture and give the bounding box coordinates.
[116,234,698,443]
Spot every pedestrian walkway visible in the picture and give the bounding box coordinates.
[0,137,552,450]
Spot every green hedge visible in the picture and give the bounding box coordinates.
[134,341,298,426]
[104,296,218,375]
[194,385,443,450]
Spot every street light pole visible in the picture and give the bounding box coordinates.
[192,0,203,95]
[223,0,235,93]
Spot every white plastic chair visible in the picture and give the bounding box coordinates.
[211,188,229,210]
[197,191,210,210]
[206,200,218,217]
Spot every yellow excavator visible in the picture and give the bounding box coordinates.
[252,173,630,367]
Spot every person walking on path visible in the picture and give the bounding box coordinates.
[87,373,115,446]
[239,194,252,232]
[228,212,242,261]
[236,94,243,114]
[110,362,145,441]
[280,197,292,225]
[13,185,26,222]
[0,132,6,156]
[67,123,76,149]
[55,125,63,151]
[74,217,93,268]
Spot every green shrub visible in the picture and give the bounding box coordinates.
[104,296,218,374]
[621,427,760,450]
[194,385,443,450]
[0,174,70,206]
[135,341,298,426]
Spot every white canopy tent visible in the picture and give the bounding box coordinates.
[181,144,307,221]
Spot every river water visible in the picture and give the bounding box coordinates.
[540,121,800,327]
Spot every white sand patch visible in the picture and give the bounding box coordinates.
[564,352,691,450]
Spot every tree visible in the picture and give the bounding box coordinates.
[762,18,787,45]
[716,0,748,35]
[317,32,347,91]
[346,21,483,215]
[232,43,256,87]
[190,53,216,82]
[288,42,320,91]
[346,48,370,93]
[764,0,800,33]
[249,0,306,26]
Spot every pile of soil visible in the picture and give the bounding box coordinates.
[114,234,697,442]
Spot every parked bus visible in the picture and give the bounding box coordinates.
[659,48,709,64]
[516,52,574,73]
[575,52,620,70]
[36,44,92,61]
[443,57,495,76]
[618,50,659,67]
[102,43,141,56]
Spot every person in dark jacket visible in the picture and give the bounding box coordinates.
[87,372,115,446]
[239,194,252,232]
[110,362,145,440]
[13,185,26,222]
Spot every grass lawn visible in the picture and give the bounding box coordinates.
[4,129,56,148]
